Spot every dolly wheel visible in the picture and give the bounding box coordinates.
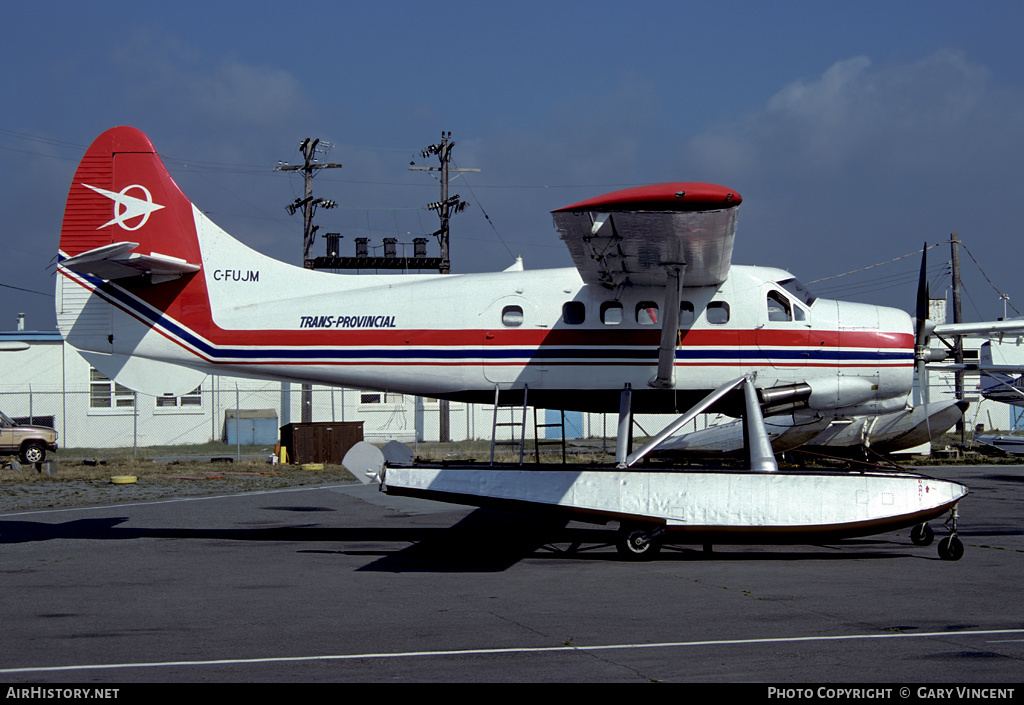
[615,526,662,560]
[911,523,934,546]
[937,535,964,561]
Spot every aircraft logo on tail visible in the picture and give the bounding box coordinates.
[83,183,165,231]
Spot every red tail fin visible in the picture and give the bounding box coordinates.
[59,126,201,268]
[56,127,212,397]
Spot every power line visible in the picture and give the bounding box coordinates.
[452,160,515,261]
[958,239,1023,317]
[811,262,950,299]
[0,282,50,297]
[808,244,943,285]
[0,125,643,190]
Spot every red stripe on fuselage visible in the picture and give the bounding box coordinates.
[85,269,916,355]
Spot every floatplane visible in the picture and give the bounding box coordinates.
[952,338,1024,455]
[56,126,984,560]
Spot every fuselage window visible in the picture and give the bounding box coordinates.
[502,305,524,327]
[707,301,730,325]
[562,301,585,325]
[636,301,659,325]
[679,301,695,327]
[601,301,623,325]
[767,291,792,322]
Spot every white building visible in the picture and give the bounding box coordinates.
[0,329,621,454]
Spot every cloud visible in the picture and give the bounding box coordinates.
[688,50,993,176]
[109,32,314,141]
[676,50,1024,314]
[189,60,311,127]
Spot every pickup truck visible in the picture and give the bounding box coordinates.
[0,410,58,463]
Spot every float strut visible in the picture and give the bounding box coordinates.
[615,384,632,468]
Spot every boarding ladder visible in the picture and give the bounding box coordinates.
[490,385,528,465]
[532,408,567,464]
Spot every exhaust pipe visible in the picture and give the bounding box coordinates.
[758,383,813,414]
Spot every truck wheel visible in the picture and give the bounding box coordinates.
[20,442,45,464]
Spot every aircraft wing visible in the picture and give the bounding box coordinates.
[551,182,741,289]
[60,241,200,281]
[933,319,1024,338]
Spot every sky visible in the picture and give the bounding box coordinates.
[3,0,1024,331]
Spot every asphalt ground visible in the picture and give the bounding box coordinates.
[0,464,1022,685]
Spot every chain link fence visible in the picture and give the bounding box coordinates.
[0,379,728,462]
[7,374,1003,463]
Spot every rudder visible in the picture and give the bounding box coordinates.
[56,126,210,397]
[58,126,202,265]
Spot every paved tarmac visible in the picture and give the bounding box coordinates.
[1,464,1022,683]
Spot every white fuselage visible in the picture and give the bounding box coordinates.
[59,206,915,416]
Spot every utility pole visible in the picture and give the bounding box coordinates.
[409,131,479,274]
[277,138,342,422]
[409,132,479,441]
[951,232,965,443]
[277,138,342,267]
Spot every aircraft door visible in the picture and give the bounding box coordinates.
[756,288,810,371]
[480,295,544,385]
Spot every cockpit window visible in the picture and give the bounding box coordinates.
[767,291,792,322]
[778,277,816,306]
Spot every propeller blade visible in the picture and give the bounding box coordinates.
[918,359,930,407]
[915,243,931,424]
[915,242,929,346]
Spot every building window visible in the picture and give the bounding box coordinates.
[360,392,404,405]
[89,368,134,409]
[156,387,203,408]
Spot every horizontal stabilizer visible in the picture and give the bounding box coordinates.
[61,241,200,282]
[80,350,207,398]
